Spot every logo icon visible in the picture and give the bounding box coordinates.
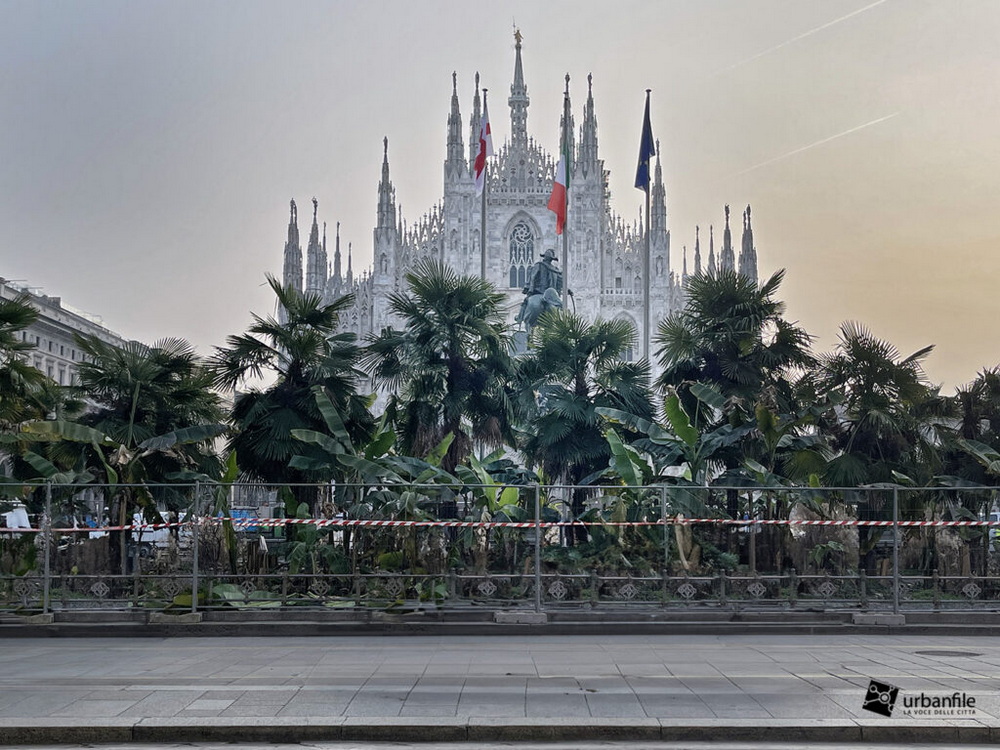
[863,679,899,717]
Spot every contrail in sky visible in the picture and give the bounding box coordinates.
[718,0,890,73]
[732,112,899,177]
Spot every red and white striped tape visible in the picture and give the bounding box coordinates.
[3,516,1000,534]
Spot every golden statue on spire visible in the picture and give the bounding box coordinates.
[514,28,522,45]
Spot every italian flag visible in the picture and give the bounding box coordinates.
[547,151,568,234]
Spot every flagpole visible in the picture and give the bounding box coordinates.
[644,119,652,360]
[480,88,489,281]
[635,88,654,362]
[561,75,570,313]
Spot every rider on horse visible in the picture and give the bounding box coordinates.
[516,248,563,331]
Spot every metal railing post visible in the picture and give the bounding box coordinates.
[43,482,52,615]
[661,486,669,574]
[191,481,200,614]
[892,487,900,615]
[534,484,541,613]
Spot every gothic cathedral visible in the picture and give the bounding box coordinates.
[279,34,759,354]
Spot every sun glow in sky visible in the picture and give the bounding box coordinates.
[2,0,998,390]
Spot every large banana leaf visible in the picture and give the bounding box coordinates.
[604,428,651,488]
[336,454,404,483]
[310,385,352,448]
[138,424,227,452]
[595,407,674,443]
[690,382,725,410]
[21,420,112,446]
[663,394,699,449]
[424,433,455,468]
[290,428,345,457]
[21,451,61,479]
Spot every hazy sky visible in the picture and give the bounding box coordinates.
[2,0,998,391]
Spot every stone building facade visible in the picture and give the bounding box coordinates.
[1,278,130,386]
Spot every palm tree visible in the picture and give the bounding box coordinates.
[941,367,1000,483]
[655,268,816,523]
[954,367,1000,439]
[74,333,227,496]
[362,259,514,473]
[655,268,814,427]
[806,321,946,486]
[74,335,224,455]
[15,334,227,572]
[804,321,950,571]
[0,293,50,429]
[210,275,373,495]
[516,310,653,543]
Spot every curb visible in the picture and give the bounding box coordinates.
[0,718,997,745]
[10,620,1000,637]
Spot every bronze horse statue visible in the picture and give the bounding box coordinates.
[516,286,562,332]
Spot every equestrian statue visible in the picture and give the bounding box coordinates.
[516,248,564,333]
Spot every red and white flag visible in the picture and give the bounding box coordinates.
[547,154,568,235]
[474,99,493,195]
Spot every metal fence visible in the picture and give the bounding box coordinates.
[2,482,1000,614]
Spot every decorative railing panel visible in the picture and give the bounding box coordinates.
[4,482,1000,614]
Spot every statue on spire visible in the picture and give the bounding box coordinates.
[508,26,529,147]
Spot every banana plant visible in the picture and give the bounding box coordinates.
[598,383,753,493]
[19,419,225,572]
[289,386,462,572]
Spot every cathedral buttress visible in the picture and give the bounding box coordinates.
[720,204,735,273]
[376,137,397,232]
[694,225,702,275]
[508,29,529,150]
[445,71,466,182]
[739,204,758,283]
[373,138,399,328]
[650,140,669,280]
[708,224,716,274]
[282,200,302,292]
[280,199,303,324]
[305,197,326,295]
[332,221,342,294]
[578,73,598,178]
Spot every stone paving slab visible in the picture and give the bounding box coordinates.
[0,634,999,743]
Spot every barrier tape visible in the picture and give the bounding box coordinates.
[3,517,1000,534]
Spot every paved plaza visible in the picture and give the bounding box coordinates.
[0,634,999,744]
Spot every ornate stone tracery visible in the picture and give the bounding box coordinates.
[508,221,534,289]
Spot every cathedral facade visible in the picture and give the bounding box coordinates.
[279,35,759,355]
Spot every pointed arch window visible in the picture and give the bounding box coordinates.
[509,222,534,289]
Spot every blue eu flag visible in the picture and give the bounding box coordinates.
[634,90,655,193]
